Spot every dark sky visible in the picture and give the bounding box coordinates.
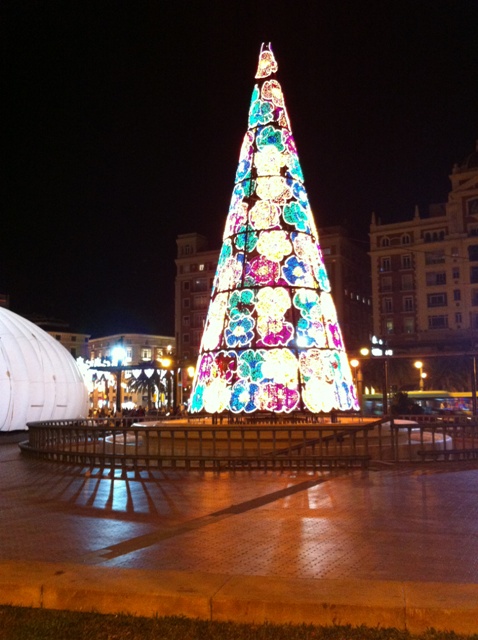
[3,1,478,337]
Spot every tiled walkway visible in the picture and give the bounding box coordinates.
[2,434,478,585]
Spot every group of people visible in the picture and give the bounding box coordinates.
[89,405,189,419]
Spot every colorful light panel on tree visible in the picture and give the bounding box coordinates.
[190,43,359,415]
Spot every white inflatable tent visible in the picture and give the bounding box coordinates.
[0,307,89,431]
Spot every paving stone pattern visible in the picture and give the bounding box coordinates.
[1,437,478,584]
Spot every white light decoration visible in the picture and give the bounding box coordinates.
[111,345,127,366]
[0,307,89,431]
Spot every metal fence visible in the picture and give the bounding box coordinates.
[385,415,478,462]
[18,415,478,474]
[20,417,376,474]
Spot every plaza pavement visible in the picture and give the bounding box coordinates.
[1,430,478,634]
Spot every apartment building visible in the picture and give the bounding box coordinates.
[370,141,478,354]
[174,233,219,368]
[318,226,372,351]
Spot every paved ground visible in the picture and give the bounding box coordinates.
[1,430,478,632]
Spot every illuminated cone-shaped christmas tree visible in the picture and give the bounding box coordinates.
[190,43,359,415]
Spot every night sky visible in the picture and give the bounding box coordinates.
[3,1,478,338]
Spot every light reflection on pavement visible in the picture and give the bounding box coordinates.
[1,439,478,583]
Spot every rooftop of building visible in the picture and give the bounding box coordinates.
[453,140,478,173]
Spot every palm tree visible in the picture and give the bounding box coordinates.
[127,369,165,412]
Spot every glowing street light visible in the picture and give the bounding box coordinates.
[111,345,127,367]
[414,361,426,391]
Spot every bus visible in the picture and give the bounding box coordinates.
[362,390,473,416]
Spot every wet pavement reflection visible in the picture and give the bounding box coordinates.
[1,439,478,583]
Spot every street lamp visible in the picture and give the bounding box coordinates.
[414,361,426,391]
[369,336,393,415]
[160,357,178,410]
[350,358,363,411]
[350,359,359,383]
[350,358,363,412]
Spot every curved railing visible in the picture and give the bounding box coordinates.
[18,415,478,474]
[19,417,378,475]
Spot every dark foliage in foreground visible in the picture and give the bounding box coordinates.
[0,606,477,640]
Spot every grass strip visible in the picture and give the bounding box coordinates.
[1,606,477,640]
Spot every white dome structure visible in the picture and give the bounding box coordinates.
[0,307,89,431]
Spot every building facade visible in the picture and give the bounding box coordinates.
[175,228,372,368]
[318,226,373,352]
[174,233,219,367]
[370,141,478,354]
[88,333,175,365]
[27,315,91,359]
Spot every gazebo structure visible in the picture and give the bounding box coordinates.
[189,44,358,417]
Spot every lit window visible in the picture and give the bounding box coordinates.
[199,264,205,271]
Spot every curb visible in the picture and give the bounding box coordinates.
[1,561,477,634]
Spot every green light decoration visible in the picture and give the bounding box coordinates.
[189,43,359,415]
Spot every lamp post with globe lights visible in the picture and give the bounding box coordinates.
[366,336,393,415]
